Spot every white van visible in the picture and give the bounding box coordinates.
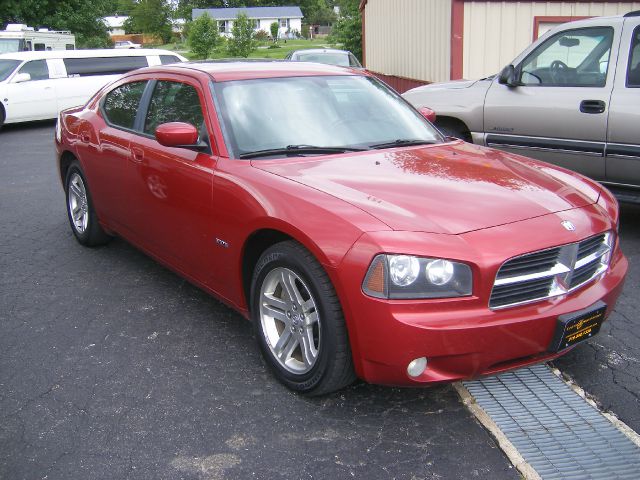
[0,49,187,126]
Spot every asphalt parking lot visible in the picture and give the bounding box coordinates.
[1,121,638,480]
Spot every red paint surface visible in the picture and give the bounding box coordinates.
[56,63,627,386]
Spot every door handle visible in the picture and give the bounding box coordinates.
[131,147,144,163]
[580,100,606,114]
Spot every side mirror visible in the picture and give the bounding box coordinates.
[155,122,207,151]
[418,106,436,123]
[12,73,31,83]
[498,65,520,87]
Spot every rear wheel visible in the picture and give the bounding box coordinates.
[65,161,111,246]
[251,241,356,395]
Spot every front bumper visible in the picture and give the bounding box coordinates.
[333,206,628,386]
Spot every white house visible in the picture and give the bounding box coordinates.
[192,6,303,39]
[103,16,127,36]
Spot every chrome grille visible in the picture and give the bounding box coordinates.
[490,232,612,309]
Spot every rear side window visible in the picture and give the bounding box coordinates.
[17,60,50,81]
[102,81,147,130]
[627,26,640,87]
[144,81,204,135]
[160,55,181,65]
[64,56,148,77]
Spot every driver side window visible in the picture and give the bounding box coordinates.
[520,27,613,87]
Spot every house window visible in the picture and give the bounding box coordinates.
[218,20,229,33]
[251,19,259,30]
[279,18,289,28]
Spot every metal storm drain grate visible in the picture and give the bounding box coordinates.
[461,364,640,479]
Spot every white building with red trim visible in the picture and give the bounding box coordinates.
[360,0,640,92]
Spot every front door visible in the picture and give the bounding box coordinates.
[4,59,57,121]
[127,78,217,276]
[606,21,640,188]
[483,25,618,181]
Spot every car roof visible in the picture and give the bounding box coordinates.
[292,49,352,55]
[0,48,180,61]
[135,61,365,82]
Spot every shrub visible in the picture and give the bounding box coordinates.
[189,13,220,60]
[227,13,257,58]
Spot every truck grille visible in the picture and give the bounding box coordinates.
[489,232,613,309]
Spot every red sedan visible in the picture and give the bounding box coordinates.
[55,62,627,395]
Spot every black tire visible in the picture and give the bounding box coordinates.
[250,241,356,395]
[0,104,5,131]
[64,161,111,246]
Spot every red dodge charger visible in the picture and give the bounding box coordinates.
[55,62,627,395]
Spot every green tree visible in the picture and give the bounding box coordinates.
[300,0,336,25]
[188,13,219,59]
[0,0,113,48]
[124,0,173,43]
[328,0,362,61]
[269,21,279,41]
[227,13,256,58]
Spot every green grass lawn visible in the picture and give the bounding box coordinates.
[163,38,336,61]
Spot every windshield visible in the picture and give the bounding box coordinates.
[0,39,24,54]
[0,59,20,82]
[296,52,350,66]
[212,75,442,158]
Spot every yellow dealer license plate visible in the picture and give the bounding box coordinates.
[550,301,606,352]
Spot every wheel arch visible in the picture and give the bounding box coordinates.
[58,150,77,187]
[239,219,352,313]
[434,116,473,142]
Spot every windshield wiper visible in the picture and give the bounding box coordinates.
[369,139,438,150]
[238,144,367,159]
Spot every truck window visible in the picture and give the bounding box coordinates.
[627,26,640,87]
[34,43,46,51]
[66,44,74,50]
[64,56,148,77]
[17,60,50,81]
[519,27,613,87]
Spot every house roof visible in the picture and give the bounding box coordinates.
[192,6,303,21]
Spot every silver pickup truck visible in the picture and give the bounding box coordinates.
[403,11,640,202]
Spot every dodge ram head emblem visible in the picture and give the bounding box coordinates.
[561,220,576,231]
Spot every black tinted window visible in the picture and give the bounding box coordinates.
[160,55,181,65]
[64,56,148,77]
[18,60,49,81]
[144,81,204,135]
[66,44,74,50]
[102,81,147,130]
[628,27,640,87]
[34,43,45,51]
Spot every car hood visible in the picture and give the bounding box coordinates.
[405,78,482,93]
[253,142,598,234]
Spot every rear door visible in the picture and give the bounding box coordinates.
[79,80,148,226]
[606,19,640,188]
[4,59,57,121]
[483,22,621,181]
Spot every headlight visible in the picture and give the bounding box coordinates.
[362,254,473,299]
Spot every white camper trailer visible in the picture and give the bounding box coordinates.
[0,24,75,54]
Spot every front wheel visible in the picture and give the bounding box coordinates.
[251,241,355,395]
[65,161,111,246]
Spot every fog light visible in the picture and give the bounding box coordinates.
[407,357,428,377]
